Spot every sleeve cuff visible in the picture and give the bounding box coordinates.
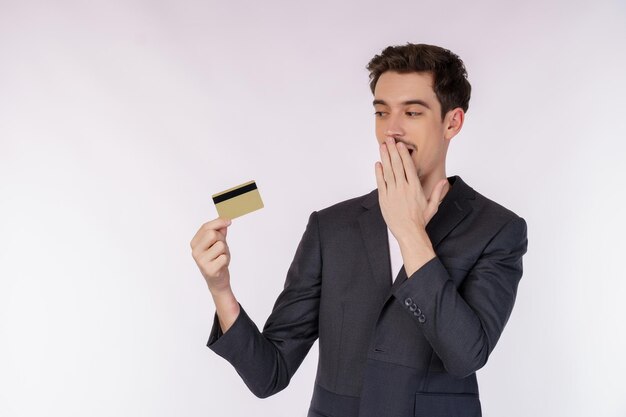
[206,302,258,359]
[391,256,449,324]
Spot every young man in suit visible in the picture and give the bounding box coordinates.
[191,43,528,417]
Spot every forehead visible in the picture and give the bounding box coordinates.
[374,71,438,107]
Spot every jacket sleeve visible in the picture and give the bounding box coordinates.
[392,216,528,379]
[206,210,322,398]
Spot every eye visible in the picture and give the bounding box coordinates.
[374,111,387,117]
[406,112,422,117]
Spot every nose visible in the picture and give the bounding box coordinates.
[384,113,405,140]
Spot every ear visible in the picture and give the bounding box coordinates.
[443,108,465,141]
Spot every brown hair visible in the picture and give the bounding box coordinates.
[366,42,471,121]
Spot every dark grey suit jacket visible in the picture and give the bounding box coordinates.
[207,175,528,417]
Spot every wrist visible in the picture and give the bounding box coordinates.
[399,239,436,260]
[210,284,234,301]
[397,227,436,277]
[210,286,240,334]
[397,225,431,249]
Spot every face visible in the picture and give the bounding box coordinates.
[373,70,463,179]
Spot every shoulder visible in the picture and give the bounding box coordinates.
[469,184,527,238]
[314,189,373,219]
[302,189,374,235]
[474,189,521,219]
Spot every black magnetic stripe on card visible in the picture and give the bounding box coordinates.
[212,182,258,204]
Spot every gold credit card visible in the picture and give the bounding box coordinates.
[212,180,264,220]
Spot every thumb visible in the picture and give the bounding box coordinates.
[429,179,448,206]
[425,180,448,225]
[218,223,230,238]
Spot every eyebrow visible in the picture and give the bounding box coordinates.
[372,99,431,110]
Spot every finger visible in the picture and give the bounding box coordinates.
[379,141,395,187]
[385,137,406,185]
[194,227,226,256]
[199,249,229,276]
[375,161,386,196]
[203,239,229,263]
[190,217,231,249]
[396,141,418,186]
[214,253,230,273]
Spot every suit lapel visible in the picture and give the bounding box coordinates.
[424,175,476,248]
[358,200,392,290]
[358,175,476,291]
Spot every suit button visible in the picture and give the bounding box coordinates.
[418,314,426,323]
[404,297,413,306]
[409,304,417,312]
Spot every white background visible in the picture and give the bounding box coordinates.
[1,0,625,416]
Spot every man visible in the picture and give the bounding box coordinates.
[190,43,528,417]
